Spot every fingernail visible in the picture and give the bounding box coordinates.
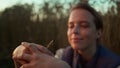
[21,42,25,45]
[21,42,29,45]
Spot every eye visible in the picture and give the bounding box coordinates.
[68,22,74,29]
[80,22,90,28]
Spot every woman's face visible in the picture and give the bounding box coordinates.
[67,9,100,51]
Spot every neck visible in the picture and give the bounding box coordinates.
[77,44,97,61]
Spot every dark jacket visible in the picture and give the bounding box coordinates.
[62,45,120,68]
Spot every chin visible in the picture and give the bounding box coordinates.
[71,45,81,50]
[71,44,83,50]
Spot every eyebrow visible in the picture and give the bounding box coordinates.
[68,21,89,24]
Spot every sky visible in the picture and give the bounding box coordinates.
[0,0,118,14]
[89,0,117,14]
[0,0,74,11]
[0,0,42,11]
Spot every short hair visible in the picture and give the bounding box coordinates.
[70,3,103,30]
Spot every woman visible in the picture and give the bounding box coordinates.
[62,3,120,68]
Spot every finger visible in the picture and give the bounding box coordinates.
[13,57,25,68]
[21,42,40,53]
[19,53,32,62]
[13,53,32,63]
[13,60,21,68]
[13,45,26,57]
[36,45,54,56]
[20,64,31,68]
[17,60,27,65]
[13,54,31,68]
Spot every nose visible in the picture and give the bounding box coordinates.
[72,25,80,34]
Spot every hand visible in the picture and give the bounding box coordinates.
[12,42,54,68]
[13,42,71,68]
[13,44,30,68]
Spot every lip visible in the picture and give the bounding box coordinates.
[71,38,82,43]
[72,38,80,40]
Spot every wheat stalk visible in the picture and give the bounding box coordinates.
[46,40,54,48]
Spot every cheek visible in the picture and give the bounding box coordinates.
[67,29,70,39]
[67,29,72,44]
[81,29,96,40]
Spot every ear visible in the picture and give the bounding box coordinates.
[96,29,102,39]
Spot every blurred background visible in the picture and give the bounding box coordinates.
[0,0,120,68]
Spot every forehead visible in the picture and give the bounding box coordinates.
[68,9,94,23]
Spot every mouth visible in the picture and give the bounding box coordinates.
[71,38,83,43]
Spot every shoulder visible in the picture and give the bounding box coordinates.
[99,45,120,60]
[98,45,120,67]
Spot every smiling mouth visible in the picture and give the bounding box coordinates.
[72,38,83,43]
